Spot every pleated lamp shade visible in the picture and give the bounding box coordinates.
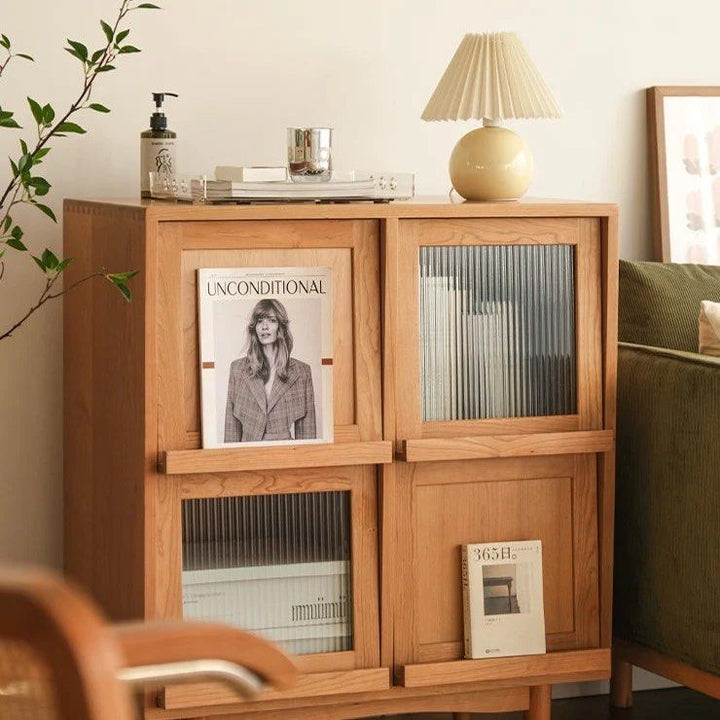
[422,33,562,201]
[421,32,562,122]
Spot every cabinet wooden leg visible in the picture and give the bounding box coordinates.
[610,654,633,708]
[525,684,552,720]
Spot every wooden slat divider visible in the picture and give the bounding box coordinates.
[160,667,391,710]
[160,441,393,475]
[400,648,610,688]
[400,430,614,463]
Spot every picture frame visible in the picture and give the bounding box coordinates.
[648,86,720,263]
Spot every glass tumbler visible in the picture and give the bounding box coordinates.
[287,127,332,182]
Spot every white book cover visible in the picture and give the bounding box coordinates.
[198,267,333,448]
[214,165,288,182]
[462,540,546,659]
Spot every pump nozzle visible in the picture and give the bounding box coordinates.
[152,91,179,109]
[149,92,178,131]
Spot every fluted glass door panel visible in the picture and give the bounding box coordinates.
[419,244,576,421]
[182,492,352,655]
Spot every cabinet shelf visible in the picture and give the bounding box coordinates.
[400,430,613,463]
[160,667,391,710]
[160,440,393,475]
[399,648,610,688]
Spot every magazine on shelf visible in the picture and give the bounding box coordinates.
[198,266,333,448]
[462,540,546,659]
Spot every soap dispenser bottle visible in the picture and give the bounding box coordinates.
[140,91,178,198]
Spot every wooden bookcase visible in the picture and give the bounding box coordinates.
[64,197,617,720]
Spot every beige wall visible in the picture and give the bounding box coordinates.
[0,0,710,692]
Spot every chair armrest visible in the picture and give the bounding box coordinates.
[110,622,297,696]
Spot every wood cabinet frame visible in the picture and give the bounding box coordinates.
[64,198,617,720]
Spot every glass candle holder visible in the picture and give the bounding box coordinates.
[287,127,332,182]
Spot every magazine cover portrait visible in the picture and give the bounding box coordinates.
[198,266,333,447]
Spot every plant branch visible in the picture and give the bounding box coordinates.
[0,0,133,212]
[0,270,106,341]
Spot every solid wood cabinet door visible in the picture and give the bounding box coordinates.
[393,454,599,672]
[156,218,382,451]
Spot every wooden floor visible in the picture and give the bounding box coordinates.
[390,687,720,719]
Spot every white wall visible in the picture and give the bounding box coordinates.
[0,0,714,692]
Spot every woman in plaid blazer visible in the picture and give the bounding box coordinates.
[224,298,316,443]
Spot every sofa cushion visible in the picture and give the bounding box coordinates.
[619,260,720,351]
[699,300,720,356]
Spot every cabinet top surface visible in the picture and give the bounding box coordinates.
[65,196,617,220]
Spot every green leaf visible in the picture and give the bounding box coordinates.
[28,177,51,196]
[11,226,23,241]
[88,103,110,113]
[17,153,32,173]
[9,159,19,176]
[0,34,10,50]
[108,270,139,283]
[0,117,21,129]
[0,110,12,121]
[64,47,85,62]
[55,122,86,134]
[27,176,49,188]
[34,203,57,222]
[55,258,73,273]
[42,104,55,125]
[100,20,114,43]
[66,39,89,61]
[7,237,26,251]
[2,216,11,232]
[118,45,141,54]
[16,53,33,61]
[95,64,116,72]
[91,49,104,64]
[31,255,46,272]
[20,139,27,154]
[115,282,132,301]
[33,147,51,161]
[136,3,161,8]
[27,97,43,125]
[116,29,130,43]
[41,248,59,269]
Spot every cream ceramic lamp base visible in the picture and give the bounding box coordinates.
[449,125,533,201]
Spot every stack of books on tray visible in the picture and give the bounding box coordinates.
[185,170,414,203]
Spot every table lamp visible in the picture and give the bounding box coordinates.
[422,32,562,201]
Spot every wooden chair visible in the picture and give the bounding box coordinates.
[0,567,298,720]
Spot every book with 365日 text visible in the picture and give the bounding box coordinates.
[462,540,546,659]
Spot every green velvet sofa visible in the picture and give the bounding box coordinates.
[611,260,720,704]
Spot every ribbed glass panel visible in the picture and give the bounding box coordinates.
[419,244,576,420]
[182,492,352,655]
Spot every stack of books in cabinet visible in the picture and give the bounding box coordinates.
[64,197,617,720]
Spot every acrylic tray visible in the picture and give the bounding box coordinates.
[149,171,415,203]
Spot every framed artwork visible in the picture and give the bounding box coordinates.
[648,86,720,263]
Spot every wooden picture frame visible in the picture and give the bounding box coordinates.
[648,86,720,263]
